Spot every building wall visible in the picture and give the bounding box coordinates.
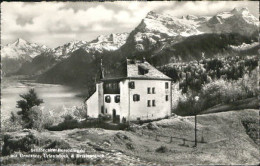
[103,94,121,119]
[127,79,171,121]
[118,79,171,121]
[120,80,130,122]
[86,82,103,118]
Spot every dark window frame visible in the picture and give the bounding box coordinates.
[166,95,169,101]
[129,81,135,89]
[115,95,120,103]
[152,100,156,107]
[133,94,140,102]
[147,87,151,94]
[105,96,111,103]
[165,82,169,89]
[147,100,151,107]
[152,87,155,94]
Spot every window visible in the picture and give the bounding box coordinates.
[147,87,151,94]
[129,81,135,89]
[115,95,120,103]
[147,100,151,107]
[105,96,111,103]
[166,95,169,101]
[152,100,156,107]
[152,87,155,94]
[133,94,140,101]
[105,83,109,88]
[165,82,169,89]
[112,83,115,89]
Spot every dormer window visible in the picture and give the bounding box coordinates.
[138,65,149,75]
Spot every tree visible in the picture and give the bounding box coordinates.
[17,89,43,129]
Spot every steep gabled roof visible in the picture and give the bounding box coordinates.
[102,59,171,81]
[126,59,171,80]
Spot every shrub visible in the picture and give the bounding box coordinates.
[16,89,43,129]
[174,69,258,116]
[2,133,38,156]
[156,146,168,153]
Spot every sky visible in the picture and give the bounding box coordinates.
[1,1,259,48]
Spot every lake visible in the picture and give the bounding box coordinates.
[1,77,86,121]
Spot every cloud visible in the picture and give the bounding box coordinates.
[1,1,258,48]
[163,1,259,17]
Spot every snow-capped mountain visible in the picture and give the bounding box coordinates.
[49,40,88,59]
[1,38,48,59]
[82,33,129,53]
[16,32,129,76]
[123,8,258,52]
[206,7,258,35]
[1,38,49,75]
[47,33,128,59]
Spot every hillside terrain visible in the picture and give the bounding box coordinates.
[1,109,259,165]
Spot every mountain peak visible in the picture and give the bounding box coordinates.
[15,38,28,45]
[231,7,249,14]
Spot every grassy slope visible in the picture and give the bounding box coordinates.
[200,97,259,114]
[2,109,259,165]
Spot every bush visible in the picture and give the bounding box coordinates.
[174,69,258,116]
[156,146,168,153]
[241,118,259,146]
[16,89,44,129]
[2,132,38,156]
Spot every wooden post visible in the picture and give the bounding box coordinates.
[195,115,197,147]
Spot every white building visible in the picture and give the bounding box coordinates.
[85,59,172,123]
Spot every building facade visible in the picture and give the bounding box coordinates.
[85,59,172,123]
